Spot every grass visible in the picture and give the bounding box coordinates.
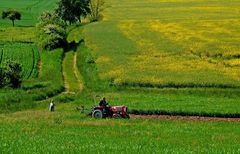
[83,0,240,88]
[0,104,240,153]
[0,89,35,112]
[76,43,109,91]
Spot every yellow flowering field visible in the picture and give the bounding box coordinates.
[83,0,240,88]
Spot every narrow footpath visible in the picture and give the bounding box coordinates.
[62,50,83,94]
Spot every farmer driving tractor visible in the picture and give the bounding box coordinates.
[80,95,129,119]
[99,97,108,114]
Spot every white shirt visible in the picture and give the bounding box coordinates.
[49,102,54,110]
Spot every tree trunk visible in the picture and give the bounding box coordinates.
[12,20,15,27]
[77,17,81,23]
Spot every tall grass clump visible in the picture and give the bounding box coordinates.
[0,90,35,112]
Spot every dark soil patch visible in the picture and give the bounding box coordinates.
[130,114,240,122]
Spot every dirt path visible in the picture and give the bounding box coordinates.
[62,51,83,94]
[63,74,70,93]
[130,114,240,122]
[62,53,70,93]
[38,58,42,78]
[73,52,83,92]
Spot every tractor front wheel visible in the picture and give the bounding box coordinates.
[92,110,103,119]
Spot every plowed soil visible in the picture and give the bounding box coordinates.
[130,114,240,122]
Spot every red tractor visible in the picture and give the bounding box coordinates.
[92,105,130,119]
[80,95,130,119]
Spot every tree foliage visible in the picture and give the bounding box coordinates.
[36,12,67,50]
[89,0,105,22]
[55,0,91,24]
[38,11,64,26]
[5,61,22,88]
[0,61,22,88]
[2,9,21,26]
[0,67,7,88]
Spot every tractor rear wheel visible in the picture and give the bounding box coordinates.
[92,109,103,119]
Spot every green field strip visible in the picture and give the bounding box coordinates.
[76,43,106,90]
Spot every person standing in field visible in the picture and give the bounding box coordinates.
[49,100,55,112]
